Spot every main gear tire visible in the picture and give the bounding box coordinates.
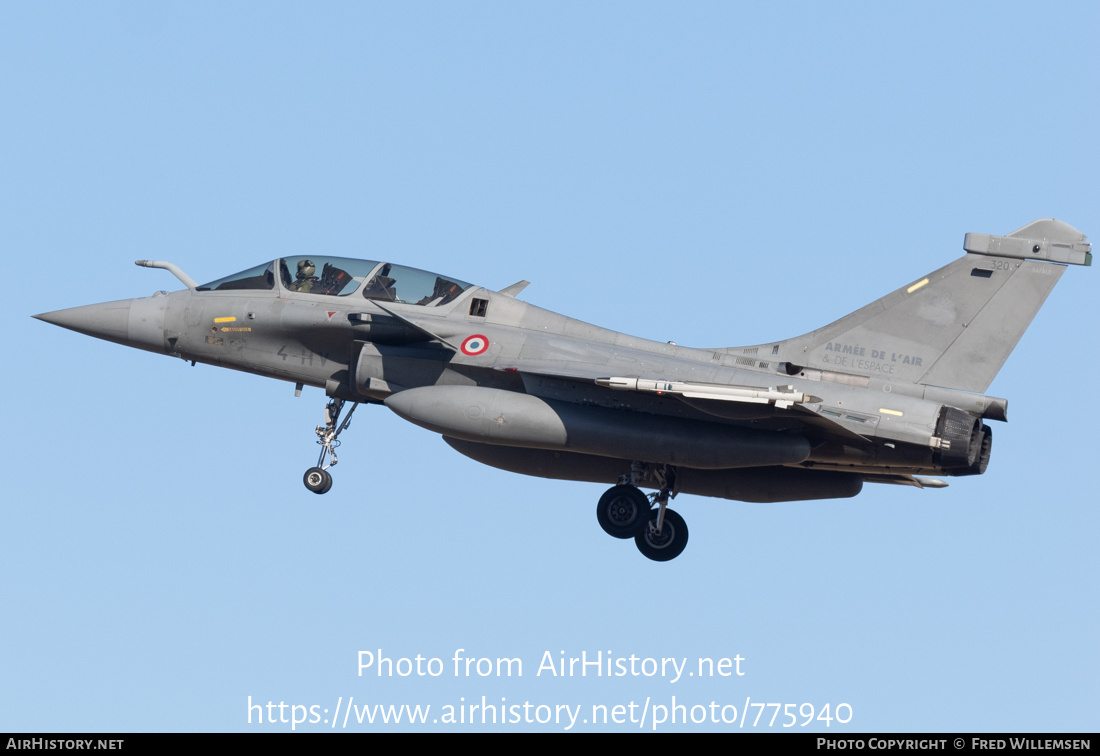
[634,508,688,561]
[596,485,650,539]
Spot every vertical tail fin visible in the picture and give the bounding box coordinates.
[766,220,1090,393]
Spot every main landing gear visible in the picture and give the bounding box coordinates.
[596,463,688,561]
[303,397,359,494]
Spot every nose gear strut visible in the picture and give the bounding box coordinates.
[302,397,359,494]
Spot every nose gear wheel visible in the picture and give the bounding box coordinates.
[302,397,359,494]
[303,466,333,494]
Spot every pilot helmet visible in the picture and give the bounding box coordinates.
[297,259,316,278]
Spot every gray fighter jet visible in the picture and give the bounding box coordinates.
[34,219,1090,561]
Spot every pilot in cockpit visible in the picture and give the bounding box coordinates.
[289,259,320,292]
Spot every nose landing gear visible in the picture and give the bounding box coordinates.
[303,466,333,494]
[303,397,359,494]
[596,463,689,561]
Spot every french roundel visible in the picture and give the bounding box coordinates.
[460,334,490,356]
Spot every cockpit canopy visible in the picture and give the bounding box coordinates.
[196,256,472,306]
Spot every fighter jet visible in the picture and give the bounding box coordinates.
[34,219,1090,561]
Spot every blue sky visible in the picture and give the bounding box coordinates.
[2,2,1096,732]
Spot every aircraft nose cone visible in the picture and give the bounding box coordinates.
[34,300,133,341]
[34,295,168,353]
